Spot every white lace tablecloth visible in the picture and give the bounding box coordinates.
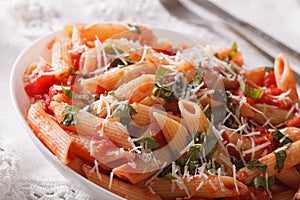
[0,0,300,199]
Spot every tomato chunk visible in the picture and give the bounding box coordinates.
[25,74,56,96]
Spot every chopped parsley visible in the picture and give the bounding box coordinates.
[134,134,159,150]
[61,85,98,101]
[239,77,264,99]
[246,158,267,173]
[60,105,80,126]
[272,129,293,147]
[274,143,291,173]
[253,176,275,190]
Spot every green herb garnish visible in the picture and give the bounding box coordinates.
[239,77,264,99]
[134,134,159,150]
[61,105,81,126]
[128,24,141,35]
[246,158,267,173]
[62,85,98,101]
[253,176,275,189]
[165,173,177,180]
[274,143,291,173]
[273,129,293,147]
[110,102,137,126]
[190,68,203,87]
[228,42,238,59]
[152,84,175,102]
[265,67,274,72]
[104,45,124,55]
[202,126,218,157]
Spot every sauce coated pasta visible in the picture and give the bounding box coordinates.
[24,23,300,200]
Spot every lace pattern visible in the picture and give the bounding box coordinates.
[0,143,91,200]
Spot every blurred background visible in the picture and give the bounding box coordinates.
[0,0,299,199]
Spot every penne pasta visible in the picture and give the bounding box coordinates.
[237,139,300,184]
[51,40,72,80]
[49,101,132,149]
[23,23,300,199]
[150,175,248,199]
[81,63,157,93]
[178,99,209,134]
[27,103,73,165]
[274,54,299,104]
[152,111,189,155]
[275,167,300,190]
[114,74,155,103]
[83,164,162,200]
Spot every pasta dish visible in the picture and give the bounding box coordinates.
[23,23,300,200]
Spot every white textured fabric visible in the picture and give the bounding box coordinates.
[0,143,91,200]
[0,0,300,199]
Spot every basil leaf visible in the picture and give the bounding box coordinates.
[186,144,202,174]
[190,68,203,87]
[165,173,177,180]
[246,158,267,173]
[228,42,238,59]
[239,77,264,99]
[128,24,141,35]
[273,129,293,147]
[253,176,275,189]
[134,134,159,150]
[61,105,80,126]
[192,130,205,144]
[110,102,137,126]
[111,103,137,118]
[274,143,291,173]
[265,67,274,72]
[202,126,218,157]
[234,159,245,170]
[62,85,98,101]
[104,45,124,55]
[152,84,175,102]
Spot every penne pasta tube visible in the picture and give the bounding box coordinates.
[69,134,95,163]
[82,164,162,200]
[274,54,299,104]
[152,111,189,155]
[296,185,300,200]
[114,74,155,104]
[49,101,132,149]
[51,40,72,80]
[27,103,73,165]
[130,103,181,127]
[65,23,157,45]
[272,190,296,200]
[114,146,173,184]
[237,139,300,184]
[150,175,248,199]
[81,63,157,93]
[280,127,300,142]
[139,96,164,106]
[67,156,86,176]
[275,167,300,190]
[249,104,294,126]
[178,99,209,134]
